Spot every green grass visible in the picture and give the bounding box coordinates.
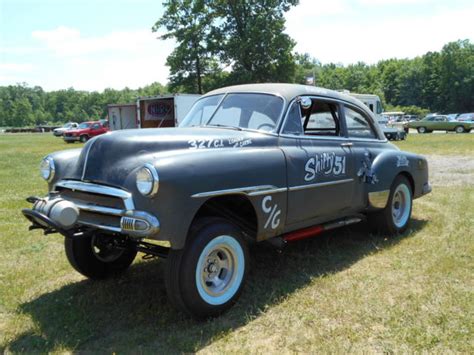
[395,132,474,155]
[1,133,473,353]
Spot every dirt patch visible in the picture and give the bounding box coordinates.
[425,154,474,187]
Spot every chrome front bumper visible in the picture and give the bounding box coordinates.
[44,180,160,238]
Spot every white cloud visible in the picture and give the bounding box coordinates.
[0,63,34,73]
[285,1,474,65]
[356,0,430,5]
[25,26,173,91]
[32,26,168,58]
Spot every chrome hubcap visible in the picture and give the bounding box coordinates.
[201,246,236,296]
[391,184,411,228]
[195,235,245,305]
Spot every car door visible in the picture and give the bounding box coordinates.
[433,116,449,130]
[90,123,102,137]
[342,103,387,209]
[279,98,356,227]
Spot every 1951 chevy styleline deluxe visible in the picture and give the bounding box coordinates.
[22,84,431,319]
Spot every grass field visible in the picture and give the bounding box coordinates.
[0,133,473,353]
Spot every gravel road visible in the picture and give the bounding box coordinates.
[425,154,474,187]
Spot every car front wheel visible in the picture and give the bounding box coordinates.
[165,218,249,319]
[417,127,427,134]
[65,233,137,279]
[369,175,413,235]
[79,135,89,143]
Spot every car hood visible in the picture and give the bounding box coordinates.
[67,127,275,186]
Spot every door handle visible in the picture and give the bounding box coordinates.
[340,142,353,148]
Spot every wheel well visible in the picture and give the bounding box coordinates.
[399,171,415,195]
[192,195,258,240]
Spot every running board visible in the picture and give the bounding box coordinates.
[266,216,364,248]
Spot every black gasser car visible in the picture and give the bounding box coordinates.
[22,84,431,319]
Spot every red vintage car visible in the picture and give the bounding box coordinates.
[63,121,109,143]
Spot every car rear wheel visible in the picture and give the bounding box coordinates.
[369,175,413,235]
[165,217,249,319]
[455,125,465,133]
[79,135,89,143]
[65,233,137,279]
[417,127,427,134]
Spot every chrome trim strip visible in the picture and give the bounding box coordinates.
[79,220,122,233]
[368,189,390,208]
[248,187,288,196]
[81,139,96,181]
[288,178,354,192]
[55,180,135,210]
[191,185,287,198]
[74,202,124,216]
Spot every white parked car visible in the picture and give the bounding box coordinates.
[53,122,79,137]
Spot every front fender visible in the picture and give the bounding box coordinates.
[135,147,287,249]
[46,149,82,190]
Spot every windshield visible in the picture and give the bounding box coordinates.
[180,93,284,132]
[180,94,224,127]
[78,123,90,129]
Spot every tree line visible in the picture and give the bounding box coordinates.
[0,82,167,127]
[0,0,472,127]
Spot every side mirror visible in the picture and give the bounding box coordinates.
[298,97,312,110]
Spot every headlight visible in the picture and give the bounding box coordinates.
[136,164,159,196]
[40,156,55,182]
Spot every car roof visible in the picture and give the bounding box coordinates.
[204,83,365,108]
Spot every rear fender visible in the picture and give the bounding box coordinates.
[366,150,428,209]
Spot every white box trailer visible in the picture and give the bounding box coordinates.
[108,104,138,130]
[108,94,201,131]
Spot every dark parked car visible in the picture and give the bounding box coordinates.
[63,121,109,143]
[22,84,431,318]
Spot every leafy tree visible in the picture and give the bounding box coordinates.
[153,0,216,94]
[213,0,299,84]
[293,52,320,84]
[154,0,299,91]
[437,40,474,113]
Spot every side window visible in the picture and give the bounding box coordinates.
[376,101,382,114]
[92,123,100,129]
[304,101,340,136]
[282,102,304,135]
[344,106,377,139]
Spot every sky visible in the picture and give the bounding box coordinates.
[0,0,473,92]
